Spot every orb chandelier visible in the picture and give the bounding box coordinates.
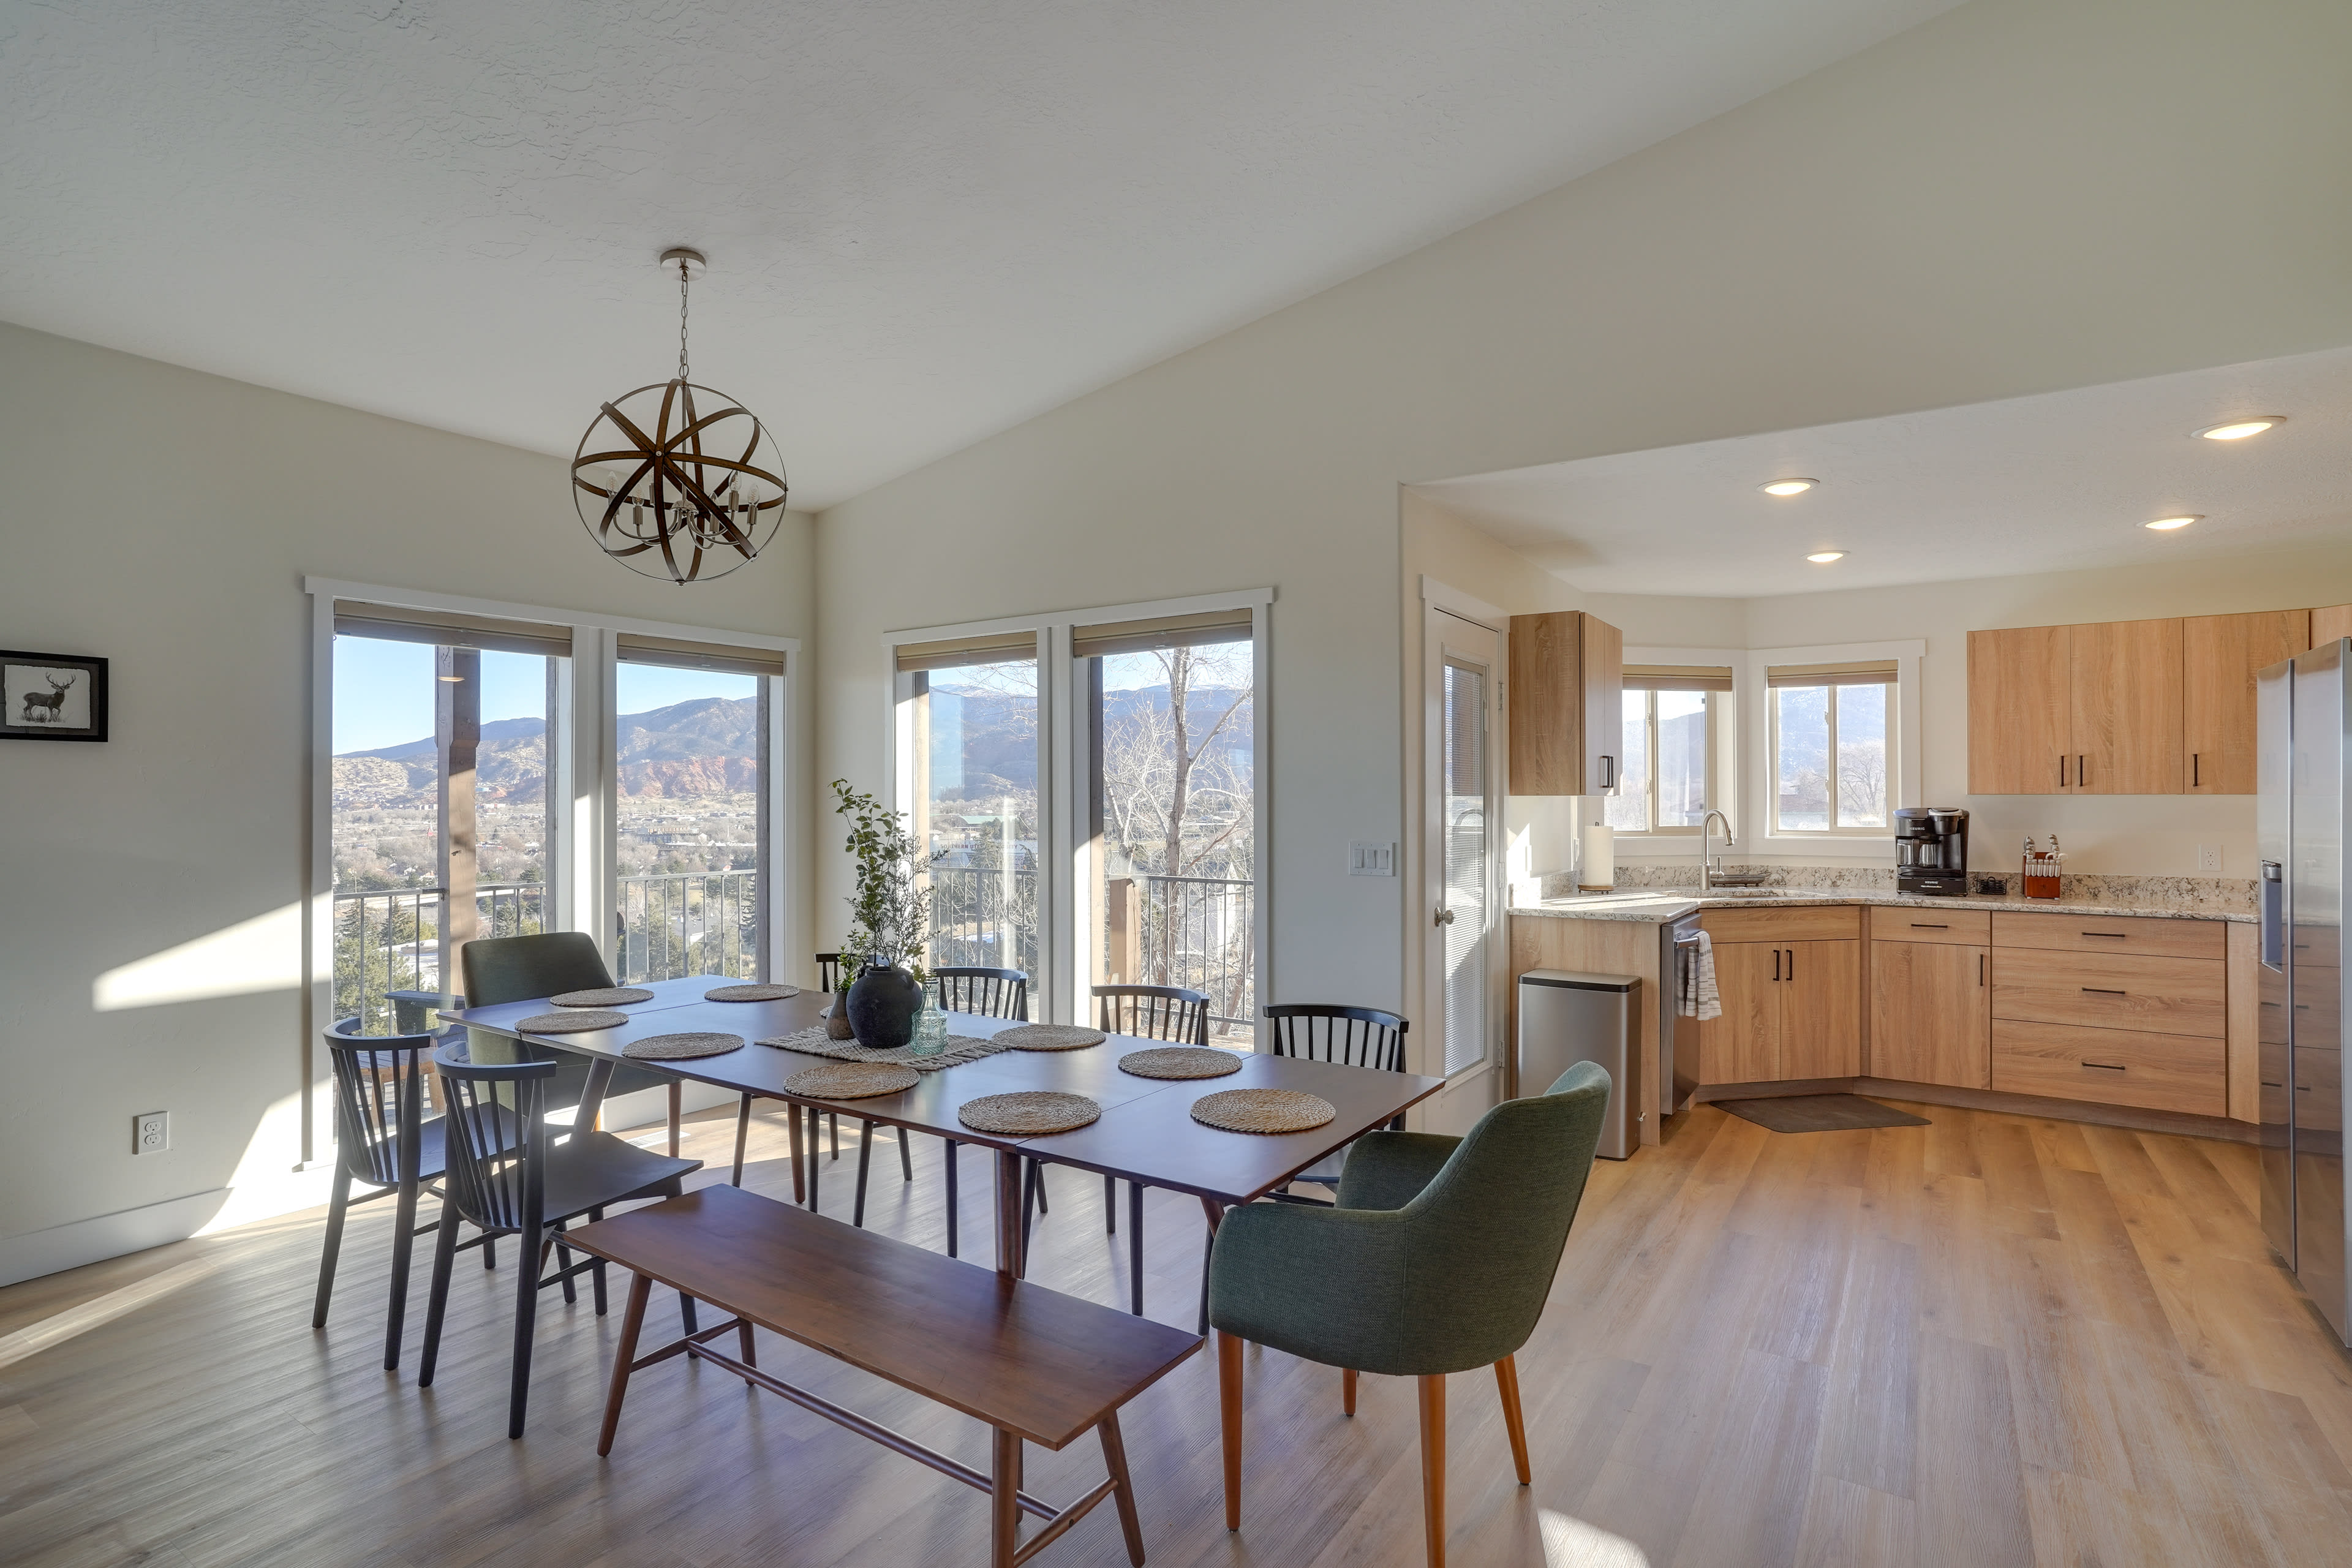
[572,248,788,584]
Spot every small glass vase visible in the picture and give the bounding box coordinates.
[910,998,949,1057]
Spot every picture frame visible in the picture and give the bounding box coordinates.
[1,651,109,742]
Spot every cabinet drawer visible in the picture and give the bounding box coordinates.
[1869,907,1993,946]
[1700,904,1861,943]
[1991,910,2225,960]
[1992,1020,2225,1115]
[1991,949,2225,1037]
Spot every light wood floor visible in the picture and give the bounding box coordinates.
[6,1099,2352,1567]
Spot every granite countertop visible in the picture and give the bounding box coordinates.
[1511,887,2256,925]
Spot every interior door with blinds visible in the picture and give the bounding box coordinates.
[1423,605,1506,1132]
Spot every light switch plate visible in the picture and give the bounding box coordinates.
[134,1111,170,1155]
[2197,844,2220,872]
[1349,841,1395,876]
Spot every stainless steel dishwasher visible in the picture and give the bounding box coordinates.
[1660,912,1702,1117]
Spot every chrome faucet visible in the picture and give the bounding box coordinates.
[1699,809,1733,892]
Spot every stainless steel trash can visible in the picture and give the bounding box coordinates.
[1516,969,1637,1159]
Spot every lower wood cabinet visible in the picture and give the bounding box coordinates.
[1869,940,1990,1088]
[1991,1020,2226,1116]
[1697,920,1860,1084]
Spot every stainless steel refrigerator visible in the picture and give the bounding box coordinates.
[2260,638,2352,1341]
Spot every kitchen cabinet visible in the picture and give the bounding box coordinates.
[1967,625,2073,794]
[2315,605,2352,647]
[2069,617,2183,794]
[2183,611,2307,794]
[1869,925,1991,1088]
[1697,910,1861,1084]
[1507,611,1623,796]
[1988,913,2228,1115]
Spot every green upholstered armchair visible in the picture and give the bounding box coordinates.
[459,933,682,1155]
[1206,1060,1611,1568]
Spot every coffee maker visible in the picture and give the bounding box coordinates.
[1894,807,1969,895]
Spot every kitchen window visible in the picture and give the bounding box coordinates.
[1768,659,1896,834]
[1604,665,1730,836]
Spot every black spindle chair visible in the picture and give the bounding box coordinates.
[418,1042,705,1438]
[1263,1003,1411,1204]
[725,951,851,1190]
[861,968,1030,1256]
[312,1021,497,1370]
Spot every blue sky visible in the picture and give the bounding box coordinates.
[331,637,755,753]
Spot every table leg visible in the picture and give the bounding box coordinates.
[786,1102,806,1204]
[994,1150,1023,1278]
[575,1059,617,1131]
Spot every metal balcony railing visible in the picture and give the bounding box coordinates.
[331,882,547,1031]
[617,869,760,986]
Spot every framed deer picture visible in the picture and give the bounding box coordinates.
[1,652,107,742]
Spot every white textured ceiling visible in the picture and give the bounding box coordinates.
[0,0,1960,507]
[1411,346,2352,598]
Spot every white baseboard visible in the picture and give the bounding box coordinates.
[0,1188,228,1288]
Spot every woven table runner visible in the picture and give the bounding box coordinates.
[705,983,802,1002]
[993,1023,1106,1052]
[623,1032,745,1060]
[786,1062,921,1099]
[958,1091,1102,1136]
[549,987,655,1008]
[1118,1046,1244,1080]
[756,1024,1005,1071]
[514,1010,630,1034]
[1189,1088,1336,1134]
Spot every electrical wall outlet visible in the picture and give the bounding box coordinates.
[2197,844,2221,872]
[134,1111,170,1155]
[1349,841,1395,876]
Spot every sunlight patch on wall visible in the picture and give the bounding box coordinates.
[1540,1510,1649,1568]
[194,1087,333,1235]
[93,902,303,1011]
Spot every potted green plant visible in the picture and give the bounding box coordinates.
[831,779,929,1049]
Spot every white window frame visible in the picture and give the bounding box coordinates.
[1608,647,1736,847]
[881,587,1273,1039]
[302,576,797,1160]
[1744,639,1923,853]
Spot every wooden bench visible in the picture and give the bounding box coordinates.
[564,1185,1201,1567]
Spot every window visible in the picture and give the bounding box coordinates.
[1604,665,1729,835]
[895,634,1041,982]
[1769,660,1894,832]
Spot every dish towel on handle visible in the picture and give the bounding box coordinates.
[1679,930,1722,1021]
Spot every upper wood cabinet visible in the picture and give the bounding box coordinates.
[2315,605,2352,646]
[2070,617,2182,794]
[1968,625,2073,794]
[2183,611,2307,794]
[1508,611,1623,796]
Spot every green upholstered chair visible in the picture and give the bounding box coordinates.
[459,933,682,1155]
[1206,1060,1611,1568]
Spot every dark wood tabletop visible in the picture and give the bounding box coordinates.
[450,979,1445,1209]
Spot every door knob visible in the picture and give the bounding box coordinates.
[1434,907,1457,927]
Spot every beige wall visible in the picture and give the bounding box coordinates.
[820,0,2352,1074]
[1590,543,2352,880]
[0,322,815,1280]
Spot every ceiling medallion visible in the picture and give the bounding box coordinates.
[572,248,787,584]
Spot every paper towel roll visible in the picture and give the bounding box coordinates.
[1579,823,1615,891]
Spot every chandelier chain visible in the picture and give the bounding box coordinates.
[677,258,692,380]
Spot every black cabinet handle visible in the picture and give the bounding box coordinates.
[1979,953,1986,987]
[2081,987,2128,997]
[1773,949,1781,981]
[1786,948,1795,981]
[2192,753,2201,786]
[2077,755,2086,786]
[2059,755,2067,788]
[1911,922,1949,929]
[2081,931,2127,939]
[2081,1061,2127,1072]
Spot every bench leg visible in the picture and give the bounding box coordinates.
[1494,1356,1530,1485]
[990,1427,1022,1568]
[732,1093,753,1185]
[597,1271,653,1457]
[1099,1410,1146,1567]
[1218,1330,1244,1530]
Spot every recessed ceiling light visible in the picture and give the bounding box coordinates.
[1806,551,1845,563]
[2195,417,2284,441]
[1761,478,1817,497]
[2144,515,2201,530]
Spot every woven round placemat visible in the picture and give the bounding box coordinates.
[549,987,654,1008]
[623,1031,744,1061]
[1190,1088,1336,1134]
[957,1091,1102,1135]
[786,1062,921,1100]
[705,983,803,1002]
[1119,1046,1244,1080]
[514,1010,630,1034]
[994,1024,1107,1052]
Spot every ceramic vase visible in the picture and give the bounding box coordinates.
[845,959,922,1049]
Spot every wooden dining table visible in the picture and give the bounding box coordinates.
[448,977,1446,1321]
